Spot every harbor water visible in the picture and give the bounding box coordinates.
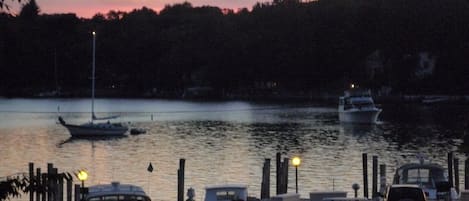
[0,98,468,201]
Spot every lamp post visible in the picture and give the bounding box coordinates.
[78,170,88,201]
[292,157,301,194]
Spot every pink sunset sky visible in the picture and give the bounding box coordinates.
[7,0,266,18]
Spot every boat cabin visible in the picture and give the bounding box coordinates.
[204,184,248,201]
[85,182,151,201]
[339,89,376,110]
[392,163,456,199]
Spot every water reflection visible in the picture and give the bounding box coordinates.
[0,99,467,201]
[57,135,128,147]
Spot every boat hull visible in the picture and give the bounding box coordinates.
[63,124,127,137]
[339,109,381,124]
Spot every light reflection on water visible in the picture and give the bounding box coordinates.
[0,99,467,201]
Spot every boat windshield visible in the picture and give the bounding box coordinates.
[88,195,150,201]
[215,191,244,201]
[396,167,446,189]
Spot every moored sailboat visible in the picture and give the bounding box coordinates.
[58,31,128,137]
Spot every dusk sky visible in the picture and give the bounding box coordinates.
[9,0,265,18]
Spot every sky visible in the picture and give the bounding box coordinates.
[8,0,264,18]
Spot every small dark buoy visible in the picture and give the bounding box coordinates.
[130,128,146,135]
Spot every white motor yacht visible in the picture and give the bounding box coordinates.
[338,85,382,124]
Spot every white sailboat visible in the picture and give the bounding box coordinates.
[59,31,128,137]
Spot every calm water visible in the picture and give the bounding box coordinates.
[0,98,468,201]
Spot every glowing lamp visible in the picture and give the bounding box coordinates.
[292,157,301,167]
[78,170,88,181]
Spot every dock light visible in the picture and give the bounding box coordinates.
[92,31,96,35]
[77,170,88,201]
[78,170,88,181]
[351,84,355,89]
[292,157,301,194]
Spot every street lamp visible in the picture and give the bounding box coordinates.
[77,170,88,201]
[292,157,301,194]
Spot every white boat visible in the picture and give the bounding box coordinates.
[84,182,151,201]
[338,86,382,124]
[392,161,459,200]
[58,31,128,137]
[204,184,248,201]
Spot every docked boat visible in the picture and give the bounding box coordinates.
[338,85,382,124]
[392,161,459,200]
[58,31,128,137]
[204,184,248,201]
[84,182,151,201]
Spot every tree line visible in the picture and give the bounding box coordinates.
[1,0,469,98]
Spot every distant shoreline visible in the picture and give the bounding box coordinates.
[2,91,469,105]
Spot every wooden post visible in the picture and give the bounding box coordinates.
[52,168,58,201]
[261,159,271,199]
[37,168,41,201]
[379,164,386,194]
[372,156,378,198]
[465,159,469,190]
[283,158,289,194]
[177,159,185,201]
[42,173,47,201]
[362,153,369,198]
[29,163,34,201]
[448,152,454,187]
[455,158,459,193]
[58,173,64,201]
[47,163,53,201]
[74,184,80,201]
[276,153,281,195]
[66,174,72,201]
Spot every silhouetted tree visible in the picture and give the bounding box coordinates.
[19,0,39,20]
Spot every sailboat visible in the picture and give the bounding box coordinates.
[58,31,128,137]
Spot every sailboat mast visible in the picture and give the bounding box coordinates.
[91,31,96,122]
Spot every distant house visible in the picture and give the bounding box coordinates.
[365,50,385,80]
[414,52,436,79]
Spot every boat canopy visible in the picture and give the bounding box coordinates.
[85,182,151,201]
[204,184,247,201]
[393,163,448,189]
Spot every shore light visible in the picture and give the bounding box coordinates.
[292,156,301,194]
[77,170,88,201]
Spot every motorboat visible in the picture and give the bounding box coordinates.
[338,85,382,124]
[58,31,128,137]
[392,161,459,200]
[84,182,151,201]
[204,184,248,201]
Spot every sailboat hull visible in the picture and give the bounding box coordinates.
[62,122,127,137]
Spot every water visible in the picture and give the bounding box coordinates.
[0,98,468,201]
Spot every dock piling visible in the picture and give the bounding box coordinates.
[282,157,289,194]
[276,153,281,195]
[372,156,378,199]
[37,168,41,201]
[448,152,454,187]
[362,153,368,198]
[379,164,386,195]
[455,158,459,193]
[178,159,186,201]
[465,159,469,190]
[29,163,34,201]
[261,158,271,199]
